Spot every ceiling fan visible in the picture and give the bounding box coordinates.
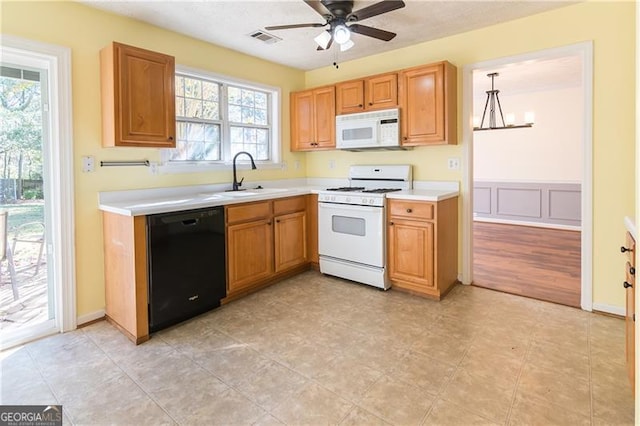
[265,0,406,52]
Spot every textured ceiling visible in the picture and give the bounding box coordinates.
[82,0,576,71]
[473,54,583,98]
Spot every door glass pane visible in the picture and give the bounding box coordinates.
[0,65,52,338]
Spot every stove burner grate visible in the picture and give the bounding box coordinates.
[361,188,402,194]
[325,187,365,192]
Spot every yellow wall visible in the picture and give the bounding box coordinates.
[1,1,307,317]
[1,1,635,315]
[304,1,635,310]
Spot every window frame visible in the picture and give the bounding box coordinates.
[160,64,282,173]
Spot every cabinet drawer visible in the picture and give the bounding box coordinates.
[274,196,306,215]
[389,200,434,220]
[226,201,271,224]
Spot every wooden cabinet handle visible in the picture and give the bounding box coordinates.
[621,246,633,253]
[624,281,633,288]
[406,208,412,213]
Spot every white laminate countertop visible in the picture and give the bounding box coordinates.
[625,216,637,240]
[99,180,460,216]
[386,189,459,202]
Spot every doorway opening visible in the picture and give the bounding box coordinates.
[461,42,594,311]
[0,36,75,349]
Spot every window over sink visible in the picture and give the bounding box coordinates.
[161,65,281,172]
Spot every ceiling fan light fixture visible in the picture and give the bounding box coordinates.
[314,30,332,49]
[333,24,351,44]
[340,39,355,52]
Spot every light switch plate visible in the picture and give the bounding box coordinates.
[81,156,95,173]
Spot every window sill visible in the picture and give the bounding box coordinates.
[157,161,285,174]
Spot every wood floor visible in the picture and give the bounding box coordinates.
[473,221,581,308]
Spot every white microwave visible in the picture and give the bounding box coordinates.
[336,108,401,151]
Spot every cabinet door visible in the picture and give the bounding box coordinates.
[313,86,336,149]
[106,42,176,147]
[366,73,397,110]
[625,261,635,393]
[336,80,365,114]
[227,219,273,294]
[388,219,434,290]
[290,90,315,151]
[274,211,307,272]
[306,194,319,265]
[400,63,443,146]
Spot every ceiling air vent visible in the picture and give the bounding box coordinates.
[249,30,282,44]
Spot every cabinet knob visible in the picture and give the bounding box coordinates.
[276,219,280,223]
[389,222,394,226]
[267,221,272,225]
[403,136,408,140]
[406,208,412,213]
[369,102,373,106]
[168,136,174,141]
[624,281,634,289]
[631,266,636,275]
[358,104,363,108]
[621,246,633,253]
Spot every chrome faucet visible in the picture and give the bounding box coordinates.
[232,151,257,191]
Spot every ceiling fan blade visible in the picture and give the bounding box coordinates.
[349,24,396,41]
[265,23,326,30]
[349,0,405,22]
[316,37,334,51]
[304,0,331,18]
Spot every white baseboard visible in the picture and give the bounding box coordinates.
[77,309,105,326]
[592,303,625,317]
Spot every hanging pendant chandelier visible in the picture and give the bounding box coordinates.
[474,72,535,131]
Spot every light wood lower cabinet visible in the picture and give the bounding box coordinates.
[387,197,458,299]
[225,196,310,299]
[623,231,636,395]
[102,212,149,344]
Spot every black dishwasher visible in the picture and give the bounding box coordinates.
[147,206,226,333]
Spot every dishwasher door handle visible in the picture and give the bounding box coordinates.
[181,219,199,226]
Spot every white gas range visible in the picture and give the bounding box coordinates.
[318,165,412,290]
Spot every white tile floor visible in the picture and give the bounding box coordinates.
[1,270,634,425]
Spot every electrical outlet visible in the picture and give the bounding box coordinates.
[81,156,95,173]
[281,161,288,170]
[328,160,336,170]
[447,157,460,170]
[294,160,300,170]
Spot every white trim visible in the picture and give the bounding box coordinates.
[0,320,58,351]
[473,217,581,232]
[592,303,625,317]
[77,309,106,326]
[0,36,77,337]
[461,41,594,311]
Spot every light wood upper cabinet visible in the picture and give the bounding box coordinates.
[291,86,336,151]
[100,42,176,147]
[399,61,457,146]
[336,73,398,115]
[387,197,458,299]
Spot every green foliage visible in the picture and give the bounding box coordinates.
[0,76,43,179]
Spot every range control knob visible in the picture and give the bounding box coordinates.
[369,199,375,204]
[362,198,367,205]
[331,196,336,201]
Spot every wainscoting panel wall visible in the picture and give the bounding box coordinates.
[473,181,581,227]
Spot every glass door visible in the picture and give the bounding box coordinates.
[0,64,55,346]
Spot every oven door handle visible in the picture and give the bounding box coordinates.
[318,202,381,213]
